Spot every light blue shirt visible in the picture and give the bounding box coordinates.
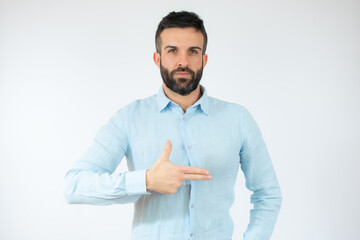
[64,86,282,240]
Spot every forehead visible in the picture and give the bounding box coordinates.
[160,27,204,49]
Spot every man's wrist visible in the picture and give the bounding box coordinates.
[146,169,151,191]
[124,169,149,195]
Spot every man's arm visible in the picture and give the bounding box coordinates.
[239,108,282,240]
[63,110,212,205]
[63,109,148,205]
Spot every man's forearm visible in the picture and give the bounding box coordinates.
[64,168,149,205]
[243,184,282,240]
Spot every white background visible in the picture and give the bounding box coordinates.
[1,0,359,239]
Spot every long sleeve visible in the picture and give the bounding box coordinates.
[239,108,282,240]
[63,109,150,205]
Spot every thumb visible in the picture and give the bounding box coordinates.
[160,140,172,160]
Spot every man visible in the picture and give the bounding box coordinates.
[64,11,282,240]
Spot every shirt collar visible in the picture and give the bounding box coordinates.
[156,85,209,115]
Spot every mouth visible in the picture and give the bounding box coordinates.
[175,71,191,77]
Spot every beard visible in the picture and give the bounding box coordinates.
[160,60,203,96]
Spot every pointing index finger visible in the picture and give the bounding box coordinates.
[180,165,210,175]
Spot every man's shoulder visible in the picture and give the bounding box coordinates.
[114,94,158,116]
[207,96,257,130]
[207,96,248,114]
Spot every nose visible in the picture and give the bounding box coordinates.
[177,52,189,67]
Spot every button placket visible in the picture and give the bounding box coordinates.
[181,113,195,239]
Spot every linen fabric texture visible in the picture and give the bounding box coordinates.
[64,86,282,240]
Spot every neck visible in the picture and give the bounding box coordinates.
[163,83,202,112]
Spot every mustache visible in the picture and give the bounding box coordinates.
[171,66,194,75]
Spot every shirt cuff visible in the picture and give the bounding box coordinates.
[125,169,150,196]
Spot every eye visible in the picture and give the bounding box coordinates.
[190,49,199,54]
[168,49,177,53]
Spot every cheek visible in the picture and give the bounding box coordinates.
[190,56,203,66]
[161,56,176,68]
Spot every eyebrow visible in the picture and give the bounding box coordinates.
[164,45,177,50]
[189,46,202,51]
[164,45,202,51]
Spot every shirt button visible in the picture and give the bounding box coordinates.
[191,204,194,208]
[187,145,192,149]
[183,117,186,121]
[190,233,193,237]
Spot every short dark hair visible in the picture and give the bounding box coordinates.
[155,11,208,54]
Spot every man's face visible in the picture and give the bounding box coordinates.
[154,27,208,96]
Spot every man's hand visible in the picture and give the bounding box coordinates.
[146,140,212,194]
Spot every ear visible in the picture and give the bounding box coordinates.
[202,54,208,68]
[153,52,161,68]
